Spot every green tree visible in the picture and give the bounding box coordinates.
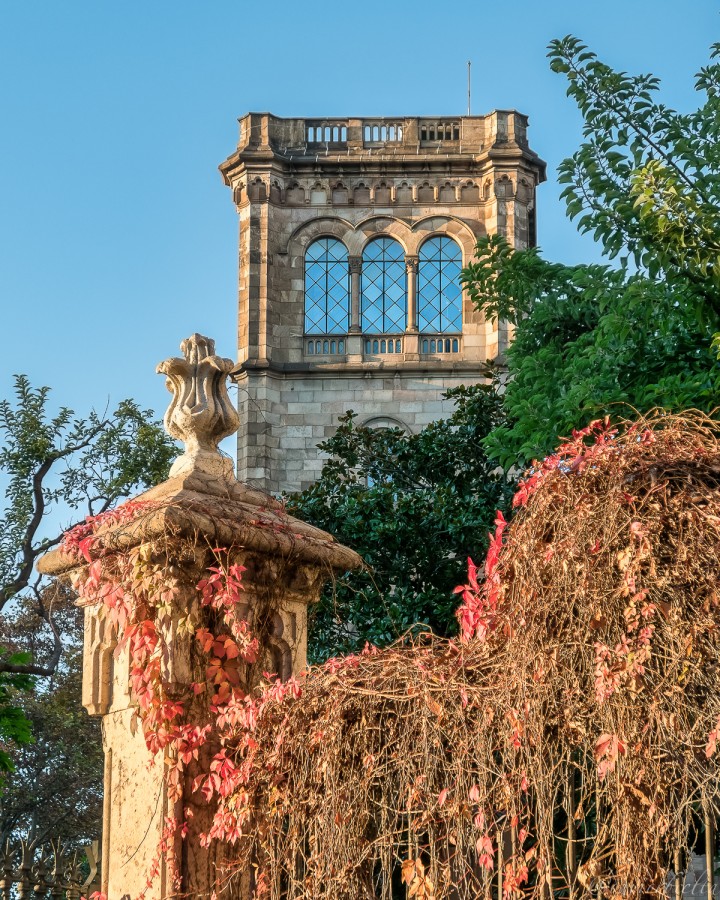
[0,375,176,793]
[288,383,510,661]
[463,237,718,468]
[462,38,720,468]
[0,586,103,847]
[0,375,176,676]
[550,36,720,309]
[0,670,33,776]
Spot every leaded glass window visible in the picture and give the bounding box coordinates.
[417,236,462,332]
[361,238,406,333]
[304,238,350,334]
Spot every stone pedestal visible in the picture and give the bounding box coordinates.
[38,470,361,899]
[36,335,362,900]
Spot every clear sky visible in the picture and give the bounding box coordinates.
[1,0,718,424]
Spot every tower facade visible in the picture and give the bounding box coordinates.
[220,113,545,493]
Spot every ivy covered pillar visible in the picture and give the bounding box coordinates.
[37,334,362,900]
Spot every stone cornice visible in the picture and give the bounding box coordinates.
[222,147,546,186]
[236,358,500,378]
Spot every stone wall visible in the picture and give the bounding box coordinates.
[236,366,483,494]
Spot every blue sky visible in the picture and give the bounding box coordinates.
[0,0,718,425]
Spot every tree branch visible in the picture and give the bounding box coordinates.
[0,456,55,610]
[0,587,65,677]
[0,658,60,676]
[0,417,113,611]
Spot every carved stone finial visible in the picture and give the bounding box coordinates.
[157,334,239,479]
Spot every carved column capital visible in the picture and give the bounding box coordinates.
[348,256,363,274]
[405,255,419,274]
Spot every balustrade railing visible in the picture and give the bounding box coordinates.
[420,334,461,355]
[306,121,348,146]
[304,335,463,358]
[303,118,463,149]
[305,336,346,357]
[419,120,460,142]
[364,336,403,356]
[362,121,404,145]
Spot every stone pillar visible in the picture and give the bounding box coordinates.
[348,256,362,333]
[37,334,362,900]
[347,256,363,358]
[404,255,420,358]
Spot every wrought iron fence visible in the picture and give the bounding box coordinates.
[0,839,100,899]
[513,777,720,900]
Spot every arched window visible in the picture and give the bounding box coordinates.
[361,238,406,333]
[363,415,408,432]
[417,236,462,333]
[304,238,349,334]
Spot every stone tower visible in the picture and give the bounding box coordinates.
[220,113,545,494]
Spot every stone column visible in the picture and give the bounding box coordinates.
[404,255,420,358]
[347,255,363,358]
[37,334,362,900]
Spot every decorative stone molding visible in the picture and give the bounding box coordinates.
[157,333,239,479]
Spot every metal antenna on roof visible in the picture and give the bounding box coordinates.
[467,61,472,116]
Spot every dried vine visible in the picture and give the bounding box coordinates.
[214,412,720,899]
[72,411,720,900]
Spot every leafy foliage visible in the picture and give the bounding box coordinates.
[549,36,720,305]
[0,586,103,846]
[0,374,177,674]
[462,38,720,468]
[287,384,511,660]
[463,236,719,468]
[0,664,34,775]
[210,413,720,900]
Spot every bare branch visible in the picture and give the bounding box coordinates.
[0,580,66,677]
[0,417,113,611]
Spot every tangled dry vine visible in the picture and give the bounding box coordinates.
[70,412,720,900]
[217,412,720,899]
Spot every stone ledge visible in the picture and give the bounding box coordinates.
[238,359,499,377]
[38,471,363,578]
